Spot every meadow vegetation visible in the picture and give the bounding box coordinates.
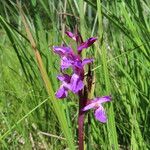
[0,0,150,149]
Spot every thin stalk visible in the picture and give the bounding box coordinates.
[78,97,85,150]
[77,30,87,150]
[78,90,87,150]
[78,65,95,150]
[86,67,95,150]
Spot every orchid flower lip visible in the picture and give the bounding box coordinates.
[94,106,107,123]
[55,85,68,99]
[70,73,84,93]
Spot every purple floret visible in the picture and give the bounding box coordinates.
[77,37,97,52]
[55,74,84,98]
[82,96,111,123]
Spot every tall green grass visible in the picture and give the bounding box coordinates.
[0,0,149,149]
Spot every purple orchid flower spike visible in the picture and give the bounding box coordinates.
[82,96,111,123]
[52,31,112,150]
[77,37,97,53]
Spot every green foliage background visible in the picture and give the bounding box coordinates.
[0,0,149,149]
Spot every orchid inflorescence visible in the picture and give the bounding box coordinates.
[53,31,111,123]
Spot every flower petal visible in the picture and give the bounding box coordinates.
[82,103,96,111]
[92,96,111,104]
[82,58,94,66]
[61,56,73,70]
[70,74,84,93]
[94,105,107,123]
[77,37,97,52]
[74,61,83,69]
[53,46,72,56]
[55,86,68,99]
[65,31,78,41]
[57,74,71,82]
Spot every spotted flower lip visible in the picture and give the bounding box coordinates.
[82,96,111,123]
